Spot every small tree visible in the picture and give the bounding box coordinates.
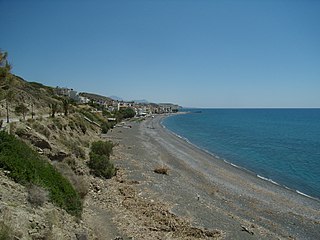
[121,108,136,118]
[62,98,70,116]
[0,50,13,123]
[15,103,29,120]
[101,122,109,134]
[49,102,58,118]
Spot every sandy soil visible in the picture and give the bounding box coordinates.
[106,114,320,240]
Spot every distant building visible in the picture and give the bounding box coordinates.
[55,87,71,97]
[158,103,179,113]
[55,87,90,104]
[117,101,134,111]
[79,96,90,104]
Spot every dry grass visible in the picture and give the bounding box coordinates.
[27,184,49,207]
[32,122,51,139]
[55,162,89,199]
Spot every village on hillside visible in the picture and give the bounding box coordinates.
[55,86,180,117]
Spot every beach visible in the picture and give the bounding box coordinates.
[106,114,320,239]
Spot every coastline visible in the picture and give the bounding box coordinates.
[161,115,320,202]
[108,114,320,239]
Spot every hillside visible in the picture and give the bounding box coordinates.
[0,75,218,240]
[0,74,60,119]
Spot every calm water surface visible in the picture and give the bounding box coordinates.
[162,109,320,199]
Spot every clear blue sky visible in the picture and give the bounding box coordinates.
[1,0,319,108]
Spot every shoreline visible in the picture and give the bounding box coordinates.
[108,114,320,239]
[161,113,320,202]
[161,115,320,202]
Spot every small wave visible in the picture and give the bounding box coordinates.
[224,160,239,168]
[296,190,317,200]
[230,163,241,168]
[257,175,280,186]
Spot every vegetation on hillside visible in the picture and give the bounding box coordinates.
[0,131,82,217]
[0,50,13,123]
[116,108,136,121]
[88,140,115,179]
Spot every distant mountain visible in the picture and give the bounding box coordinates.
[109,96,123,101]
[133,99,149,104]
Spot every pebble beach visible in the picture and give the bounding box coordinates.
[106,114,320,239]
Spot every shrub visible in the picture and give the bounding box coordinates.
[101,122,115,134]
[91,140,113,158]
[120,108,136,118]
[71,143,86,159]
[55,162,89,199]
[88,152,115,179]
[0,132,82,217]
[27,184,49,207]
[87,140,115,179]
[101,122,110,134]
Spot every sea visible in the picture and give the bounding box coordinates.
[162,109,320,200]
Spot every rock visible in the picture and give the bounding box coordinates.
[47,151,69,161]
[76,231,88,240]
[31,137,52,150]
[17,130,52,150]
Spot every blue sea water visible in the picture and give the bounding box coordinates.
[162,109,320,200]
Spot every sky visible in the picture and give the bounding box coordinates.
[1,0,319,108]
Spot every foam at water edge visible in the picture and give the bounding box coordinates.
[257,175,280,186]
[296,190,317,200]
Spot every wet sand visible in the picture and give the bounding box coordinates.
[108,114,320,239]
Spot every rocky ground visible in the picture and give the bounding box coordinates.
[0,113,225,240]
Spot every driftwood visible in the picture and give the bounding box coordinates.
[241,225,254,235]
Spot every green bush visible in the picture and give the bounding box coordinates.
[0,132,82,217]
[87,140,115,179]
[101,122,114,134]
[91,140,113,158]
[119,108,136,119]
[88,152,115,179]
[101,122,109,134]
